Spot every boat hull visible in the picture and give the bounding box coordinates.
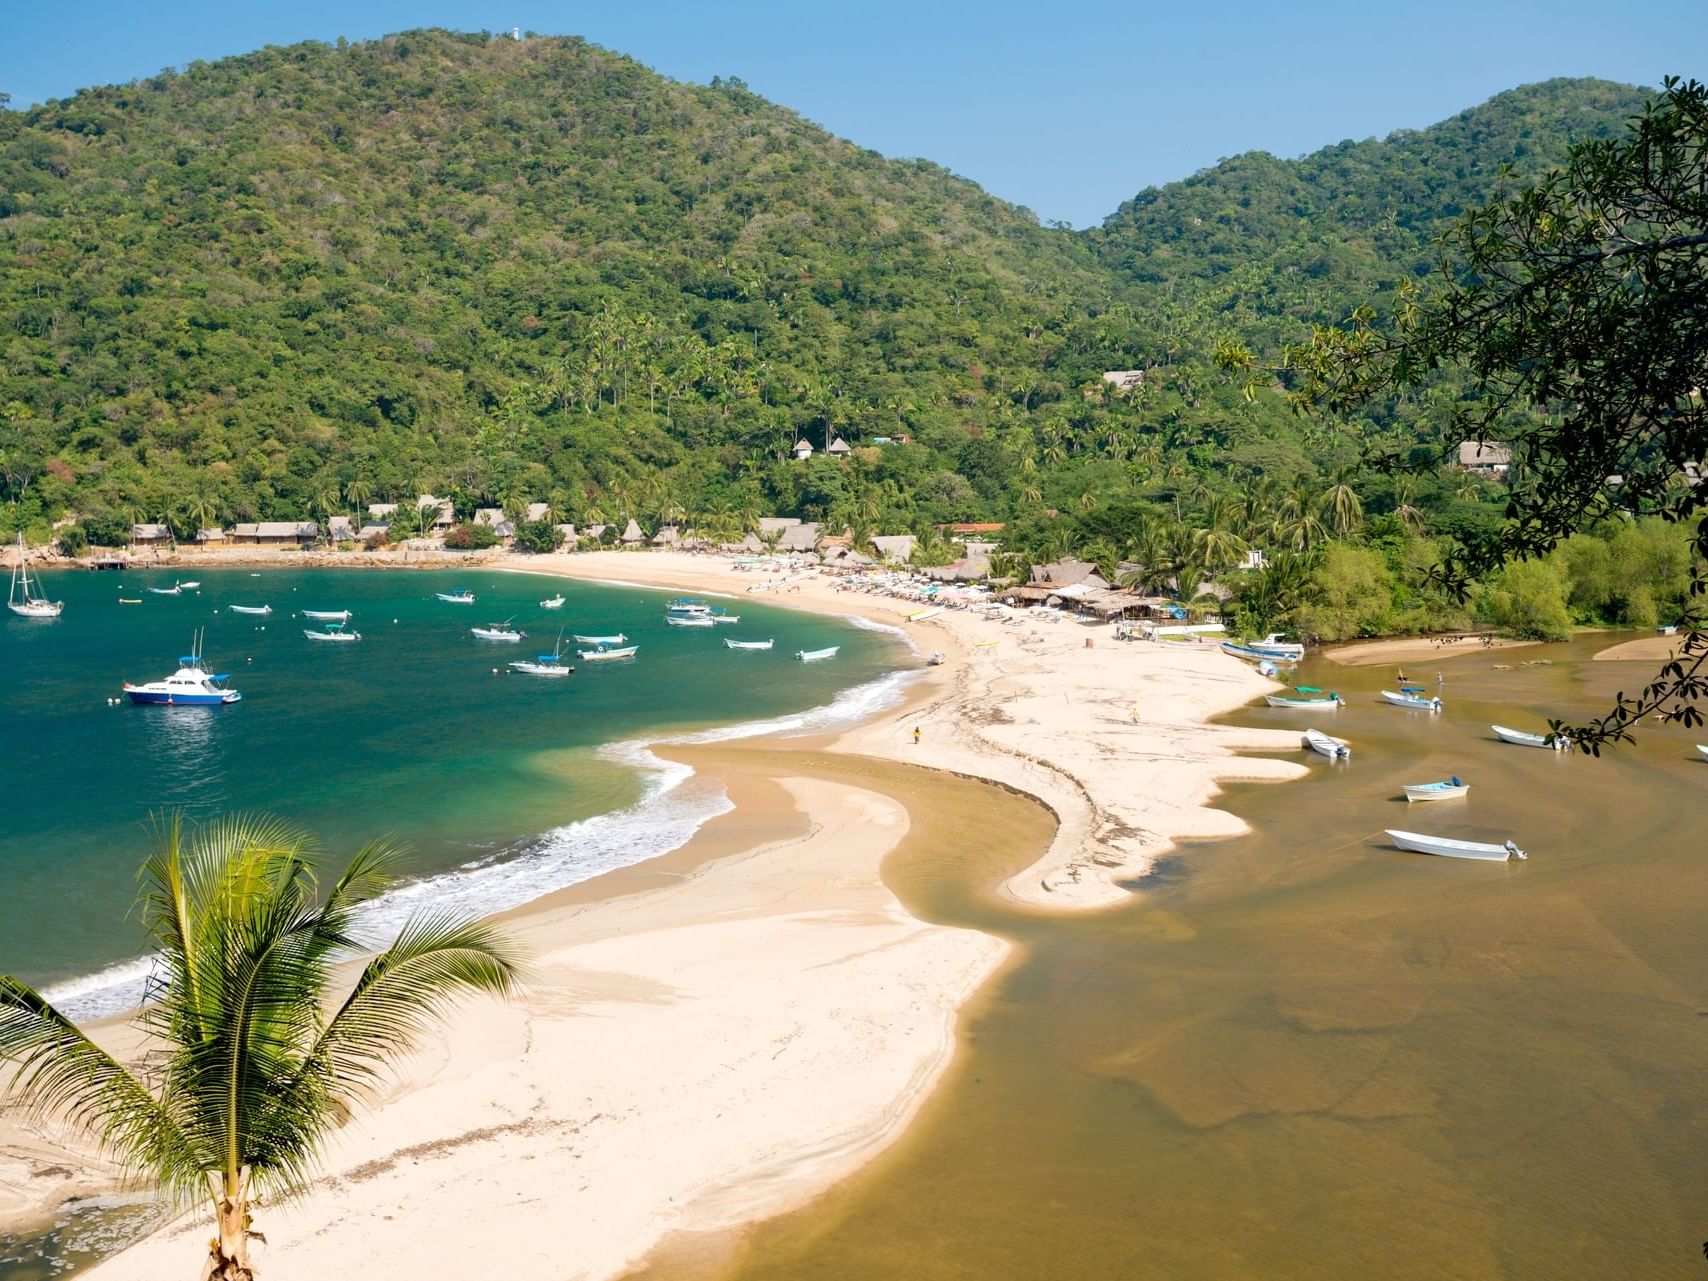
[572,634,626,645]
[797,647,839,662]
[1382,690,1443,711]
[230,606,272,616]
[1386,829,1523,861]
[303,630,360,642]
[541,598,565,609]
[1223,641,1297,663]
[1403,783,1469,802]
[125,686,241,706]
[8,601,62,618]
[1302,728,1350,759]
[1266,695,1339,709]
[577,646,638,661]
[1491,724,1559,749]
[509,662,572,676]
[725,639,773,650]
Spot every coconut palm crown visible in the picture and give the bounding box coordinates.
[0,813,523,1280]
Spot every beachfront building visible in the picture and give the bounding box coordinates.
[327,516,357,542]
[778,522,821,554]
[1457,441,1512,476]
[130,523,172,548]
[553,523,577,549]
[1101,369,1145,392]
[194,527,228,546]
[870,534,917,564]
[651,524,680,547]
[416,495,456,530]
[357,523,389,543]
[525,502,551,523]
[620,518,646,546]
[474,508,515,540]
[826,436,852,459]
[791,439,814,461]
[368,502,399,521]
[233,522,320,546]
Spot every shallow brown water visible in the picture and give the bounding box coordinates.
[667,636,1708,1281]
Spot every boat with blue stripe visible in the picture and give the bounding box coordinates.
[123,632,241,706]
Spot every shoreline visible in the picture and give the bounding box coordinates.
[13,548,1304,1279]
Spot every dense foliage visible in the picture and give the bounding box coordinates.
[0,30,1694,649]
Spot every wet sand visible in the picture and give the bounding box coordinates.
[1324,635,1538,666]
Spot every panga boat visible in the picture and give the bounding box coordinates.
[124,634,241,705]
[178,581,201,590]
[796,646,839,662]
[471,621,525,642]
[147,583,183,596]
[1403,776,1468,802]
[665,597,711,615]
[724,638,773,650]
[510,635,573,676]
[229,604,272,616]
[710,612,740,625]
[8,534,63,618]
[301,609,350,622]
[666,614,716,628]
[577,644,638,661]
[1223,640,1298,664]
[572,632,626,645]
[540,595,566,610]
[1491,723,1569,751]
[1386,829,1526,861]
[927,651,947,665]
[1265,693,1341,709]
[1303,728,1350,760]
[1695,744,1708,761]
[1382,689,1444,711]
[437,589,476,604]
[304,622,360,642]
[907,606,945,622]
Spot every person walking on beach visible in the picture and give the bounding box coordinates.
[913,726,921,745]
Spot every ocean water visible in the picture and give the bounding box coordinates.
[0,565,909,1018]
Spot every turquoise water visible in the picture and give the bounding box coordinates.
[0,565,903,1007]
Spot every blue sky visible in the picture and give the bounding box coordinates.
[2,1,1702,227]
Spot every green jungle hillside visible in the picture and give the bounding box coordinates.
[0,31,1687,639]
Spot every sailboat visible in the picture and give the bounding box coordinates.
[7,535,63,618]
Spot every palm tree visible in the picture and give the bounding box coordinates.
[0,814,521,1281]
[1391,476,1425,531]
[343,477,374,515]
[1320,468,1364,538]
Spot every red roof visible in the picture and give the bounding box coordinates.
[947,522,1004,534]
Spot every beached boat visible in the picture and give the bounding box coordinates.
[927,651,947,665]
[437,589,476,604]
[724,638,773,650]
[471,621,525,642]
[666,614,716,628]
[147,583,183,596]
[1386,829,1525,861]
[1302,727,1350,760]
[1222,640,1298,664]
[123,633,241,705]
[229,604,272,616]
[796,646,839,662]
[1696,744,1708,760]
[1265,693,1341,709]
[8,534,63,618]
[540,595,566,610]
[577,644,638,661]
[572,632,627,645]
[1382,689,1444,711]
[1404,777,1468,802]
[907,606,945,622]
[301,609,350,622]
[1491,723,1568,750]
[665,597,711,615]
[510,634,573,676]
[303,622,361,642]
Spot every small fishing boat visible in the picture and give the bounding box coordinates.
[1386,829,1525,861]
[301,609,350,622]
[1695,744,1708,760]
[472,621,525,642]
[229,604,272,616]
[1302,728,1350,760]
[510,633,573,676]
[1266,693,1341,709]
[123,633,241,705]
[8,534,63,618]
[577,644,638,661]
[666,597,711,615]
[907,606,945,622]
[724,638,773,650]
[437,589,476,604]
[1404,776,1468,802]
[666,614,716,628]
[304,622,361,642]
[147,583,183,596]
[710,612,740,625]
[1491,723,1568,751]
[118,598,142,605]
[1222,640,1298,664]
[796,646,839,663]
[1382,689,1444,711]
[540,595,566,610]
[572,633,627,645]
[927,651,947,665]
[178,581,201,590]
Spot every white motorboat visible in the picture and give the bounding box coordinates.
[8,534,63,618]
[666,597,711,615]
[301,609,350,622]
[304,623,361,642]
[147,583,183,596]
[796,646,839,662]
[437,589,476,604]
[229,604,272,616]
[1491,723,1568,750]
[1386,829,1525,861]
[472,621,525,642]
[1222,640,1298,664]
[511,634,572,676]
[1382,690,1444,711]
[540,595,566,610]
[1403,777,1469,802]
[666,614,716,628]
[1265,693,1341,710]
[178,581,201,589]
[927,651,947,665]
[907,606,944,622]
[572,633,626,645]
[1696,744,1708,761]
[577,644,638,661]
[123,632,241,705]
[724,638,773,650]
[710,612,740,625]
[1303,727,1351,760]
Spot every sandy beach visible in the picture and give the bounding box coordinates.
[1322,635,1538,666]
[1591,633,1686,662]
[11,549,1305,1279]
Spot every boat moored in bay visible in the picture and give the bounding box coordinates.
[1386,829,1526,861]
[1303,727,1350,760]
[796,646,839,662]
[123,632,241,705]
[437,589,476,604]
[724,638,773,650]
[1404,777,1469,802]
[1382,689,1444,711]
[1492,723,1570,751]
[7,534,63,619]
[229,604,272,616]
[472,621,525,642]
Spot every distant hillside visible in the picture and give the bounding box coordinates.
[1089,78,1651,348]
[0,34,1654,544]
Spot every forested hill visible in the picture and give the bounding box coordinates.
[0,32,1653,551]
[1089,78,1650,349]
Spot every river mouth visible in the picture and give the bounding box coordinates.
[679,634,1708,1281]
